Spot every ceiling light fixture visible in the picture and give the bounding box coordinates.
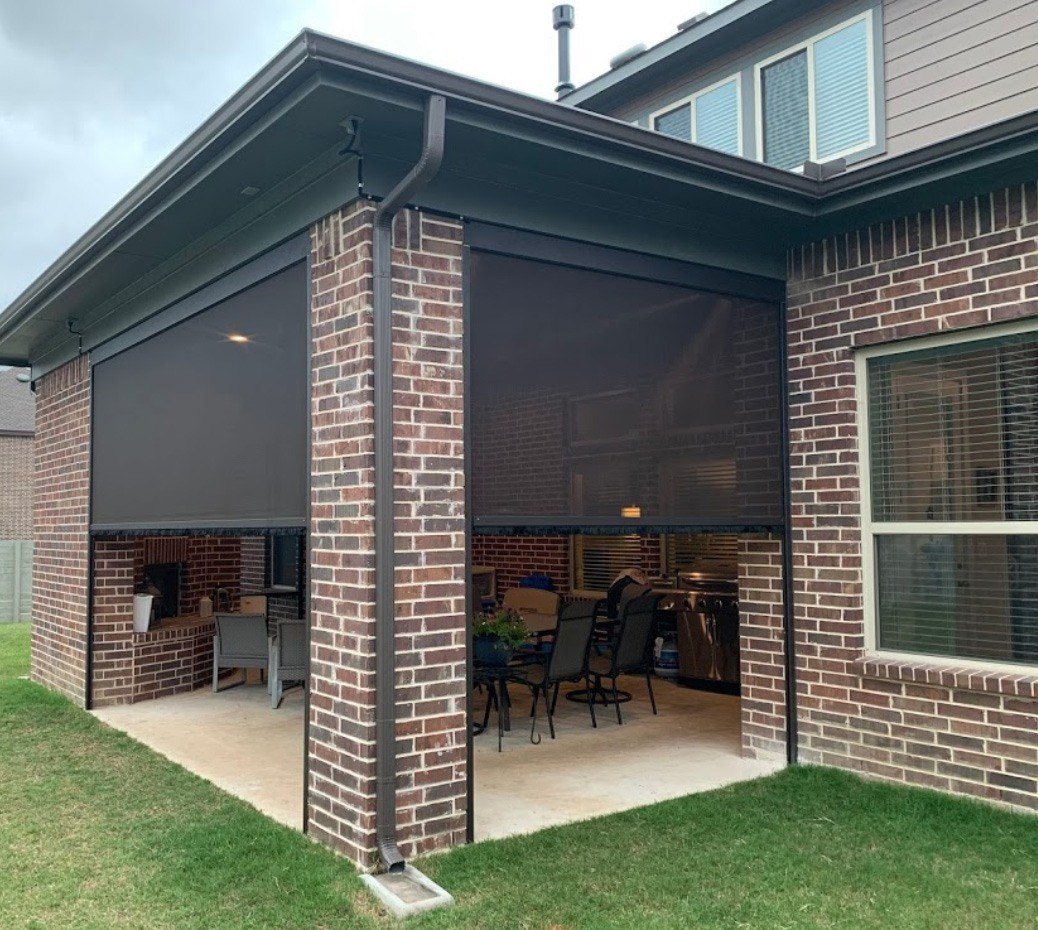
[227,333,249,343]
[240,185,260,197]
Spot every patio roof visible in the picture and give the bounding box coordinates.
[2,30,1037,374]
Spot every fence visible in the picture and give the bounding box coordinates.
[0,541,32,623]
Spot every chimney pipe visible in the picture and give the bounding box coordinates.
[553,5,575,98]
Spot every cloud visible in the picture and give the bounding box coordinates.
[0,0,731,310]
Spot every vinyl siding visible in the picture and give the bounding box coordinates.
[879,0,1038,161]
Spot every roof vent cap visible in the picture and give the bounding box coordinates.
[677,12,708,31]
[609,43,647,70]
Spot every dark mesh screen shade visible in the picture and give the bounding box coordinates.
[91,262,307,530]
[470,252,783,527]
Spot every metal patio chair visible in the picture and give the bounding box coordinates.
[523,600,598,741]
[212,612,269,692]
[587,593,661,724]
[269,617,307,709]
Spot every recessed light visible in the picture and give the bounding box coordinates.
[620,505,642,518]
[227,333,249,343]
[240,185,260,197]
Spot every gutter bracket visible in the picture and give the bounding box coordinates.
[372,93,447,874]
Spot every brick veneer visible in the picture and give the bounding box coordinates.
[787,181,1038,812]
[91,535,243,707]
[0,433,33,539]
[308,201,466,866]
[738,536,787,759]
[31,355,91,705]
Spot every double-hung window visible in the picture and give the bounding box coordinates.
[756,11,875,169]
[652,75,741,156]
[859,325,1038,669]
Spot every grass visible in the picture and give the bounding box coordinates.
[1,622,1036,929]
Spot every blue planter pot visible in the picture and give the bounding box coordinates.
[474,635,514,667]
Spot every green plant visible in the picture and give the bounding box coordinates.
[473,607,529,648]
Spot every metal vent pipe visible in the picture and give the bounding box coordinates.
[553,5,575,97]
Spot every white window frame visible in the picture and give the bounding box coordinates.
[856,318,1038,674]
[649,73,743,155]
[754,9,877,168]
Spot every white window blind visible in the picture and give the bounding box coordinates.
[758,11,874,169]
[652,77,740,155]
[572,535,648,593]
[813,18,871,160]
[761,52,810,170]
[862,327,1038,667]
[664,534,738,577]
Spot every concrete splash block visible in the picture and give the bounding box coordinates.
[360,864,454,919]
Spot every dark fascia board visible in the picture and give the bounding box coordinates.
[560,0,782,109]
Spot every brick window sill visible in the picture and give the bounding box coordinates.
[858,653,1038,699]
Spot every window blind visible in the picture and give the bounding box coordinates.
[664,533,738,576]
[573,535,648,593]
[695,80,740,154]
[868,331,1038,523]
[876,534,1038,665]
[813,18,871,160]
[761,51,810,170]
[654,104,692,141]
[865,328,1038,668]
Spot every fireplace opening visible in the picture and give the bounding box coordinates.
[141,562,182,621]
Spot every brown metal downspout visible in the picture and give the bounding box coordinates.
[373,93,446,872]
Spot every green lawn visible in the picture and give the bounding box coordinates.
[1,622,1036,929]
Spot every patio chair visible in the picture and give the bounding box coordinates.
[269,618,307,709]
[212,612,269,692]
[522,600,598,741]
[588,593,661,725]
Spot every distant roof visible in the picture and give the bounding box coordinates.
[0,368,34,434]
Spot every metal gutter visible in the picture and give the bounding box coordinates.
[778,299,797,765]
[372,92,447,873]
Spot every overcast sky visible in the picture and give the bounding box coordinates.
[0,1,731,311]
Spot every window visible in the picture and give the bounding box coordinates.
[269,534,300,589]
[859,325,1038,668]
[572,535,652,595]
[756,12,874,169]
[652,75,741,156]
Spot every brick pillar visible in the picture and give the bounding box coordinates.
[31,355,91,705]
[308,201,466,866]
[91,539,136,707]
[738,535,787,759]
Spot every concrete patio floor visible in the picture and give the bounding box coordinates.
[92,677,783,842]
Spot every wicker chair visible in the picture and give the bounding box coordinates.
[269,618,306,709]
[212,612,269,692]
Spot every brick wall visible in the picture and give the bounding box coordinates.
[787,181,1038,812]
[471,536,571,597]
[0,433,33,539]
[308,201,466,866]
[91,535,243,707]
[31,355,90,705]
[738,536,786,759]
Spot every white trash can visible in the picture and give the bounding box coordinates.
[133,594,154,633]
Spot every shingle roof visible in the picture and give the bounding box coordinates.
[0,368,34,434]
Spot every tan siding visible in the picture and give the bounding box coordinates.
[879,0,1038,159]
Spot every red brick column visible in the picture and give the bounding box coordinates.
[738,536,787,759]
[31,355,91,705]
[308,201,466,866]
[787,182,1038,812]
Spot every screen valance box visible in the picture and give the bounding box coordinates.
[90,261,307,532]
[469,250,784,531]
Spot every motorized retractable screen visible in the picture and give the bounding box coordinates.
[91,261,307,532]
[470,249,784,531]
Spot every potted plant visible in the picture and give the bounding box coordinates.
[473,608,529,667]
